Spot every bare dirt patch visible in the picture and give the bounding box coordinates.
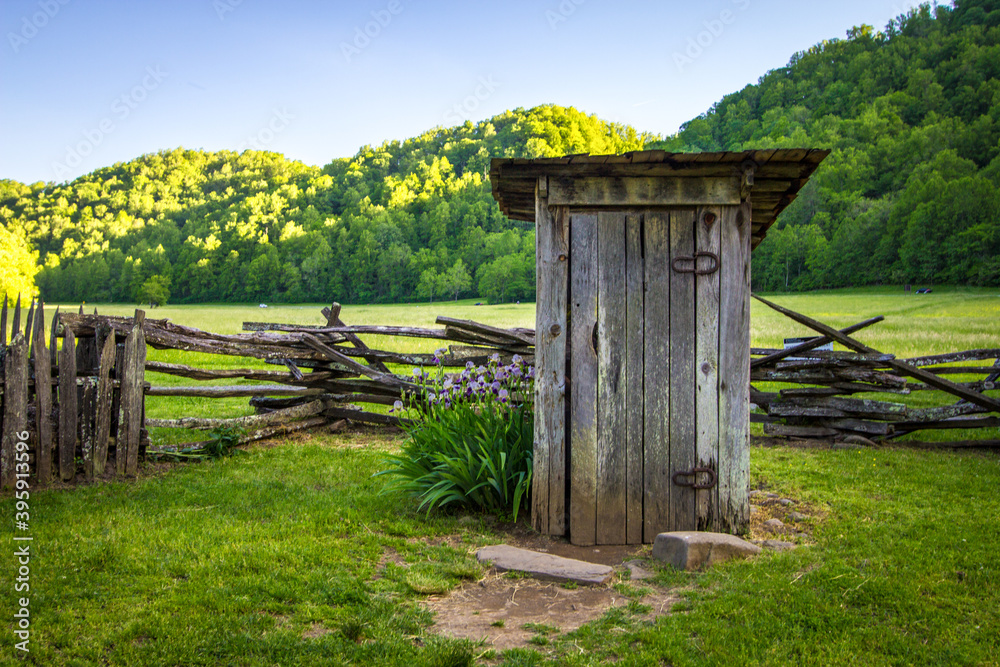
[425,572,681,651]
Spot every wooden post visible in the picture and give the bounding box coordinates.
[1,334,28,490]
[32,300,53,485]
[59,327,78,482]
[93,334,116,477]
[81,377,96,480]
[118,310,146,476]
[533,178,569,537]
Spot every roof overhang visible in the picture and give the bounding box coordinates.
[489,149,830,250]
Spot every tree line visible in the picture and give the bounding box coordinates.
[1,0,998,305]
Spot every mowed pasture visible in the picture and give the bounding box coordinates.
[5,288,997,666]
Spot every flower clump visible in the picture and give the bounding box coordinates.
[393,349,534,414]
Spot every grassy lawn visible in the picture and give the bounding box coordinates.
[3,287,998,665]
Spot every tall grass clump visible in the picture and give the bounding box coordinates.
[379,351,534,520]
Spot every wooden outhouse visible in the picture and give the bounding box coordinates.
[490,149,829,545]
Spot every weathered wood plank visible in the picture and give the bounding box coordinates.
[80,377,96,480]
[694,206,721,531]
[118,311,146,477]
[624,213,645,545]
[32,300,52,485]
[549,176,741,207]
[669,208,697,532]
[145,385,325,398]
[1,295,7,347]
[751,317,885,368]
[93,334,116,477]
[1,334,28,490]
[596,211,627,545]
[326,302,392,374]
[569,210,598,545]
[11,294,21,340]
[58,327,77,482]
[717,201,751,534]
[147,398,330,430]
[643,211,671,543]
[145,360,329,383]
[751,294,1000,414]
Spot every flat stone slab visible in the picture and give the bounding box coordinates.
[476,545,614,585]
[651,532,761,571]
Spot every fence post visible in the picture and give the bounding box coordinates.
[59,325,77,482]
[93,333,116,477]
[1,334,28,490]
[32,300,53,485]
[118,310,146,477]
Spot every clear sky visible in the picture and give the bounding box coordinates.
[1,0,924,184]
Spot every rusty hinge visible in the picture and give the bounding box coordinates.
[671,252,719,275]
[672,467,717,490]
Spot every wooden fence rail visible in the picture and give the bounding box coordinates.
[2,295,998,490]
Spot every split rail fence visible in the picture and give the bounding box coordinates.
[1,294,998,490]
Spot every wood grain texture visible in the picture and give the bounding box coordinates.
[93,334,116,477]
[532,189,569,536]
[32,301,53,485]
[624,213,645,545]
[123,321,147,477]
[642,211,671,543]
[1,335,28,490]
[596,211,627,545]
[695,206,722,530]
[668,208,697,532]
[569,211,599,546]
[718,202,751,533]
[59,327,77,482]
[548,176,741,207]
[80,377,96,480]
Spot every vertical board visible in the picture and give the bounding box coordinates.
[93,334,116,477]
[642,211,671,542]
[1,334,28,490]
[695,206,722,530]
[668,208,697,532]
[569,212,598,546]
[81,378,96,480]
[718,202,751,533]
[533,188,569,535]
[58,327,77,482]
[596,211,627,545]
[624,213,645,545]
[32,301,53,485]
[120,314,146,477]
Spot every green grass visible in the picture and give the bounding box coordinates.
[3,289,997,665]
[4,434,999,665]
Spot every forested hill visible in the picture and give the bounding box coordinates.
[2,0,999,306]
[0,106,653,304]
[654,0,1000,290]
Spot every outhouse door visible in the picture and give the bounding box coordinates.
[563,205,750,545]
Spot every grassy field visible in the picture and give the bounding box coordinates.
[3,288,998,665]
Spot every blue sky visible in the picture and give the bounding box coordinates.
[1,0,923,184]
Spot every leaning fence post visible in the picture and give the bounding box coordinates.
[1,334,29,490]
[32,300,53,485]
[59,325,78,482]
[118,310,146,477]
[81,377,96,480]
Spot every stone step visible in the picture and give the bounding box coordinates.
[476,545,614,585]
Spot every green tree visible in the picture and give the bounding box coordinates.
[0,225,38,304]
[440,259,472,301]
[137,275,171,307]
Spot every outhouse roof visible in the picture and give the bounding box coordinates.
[490,148,830,249]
